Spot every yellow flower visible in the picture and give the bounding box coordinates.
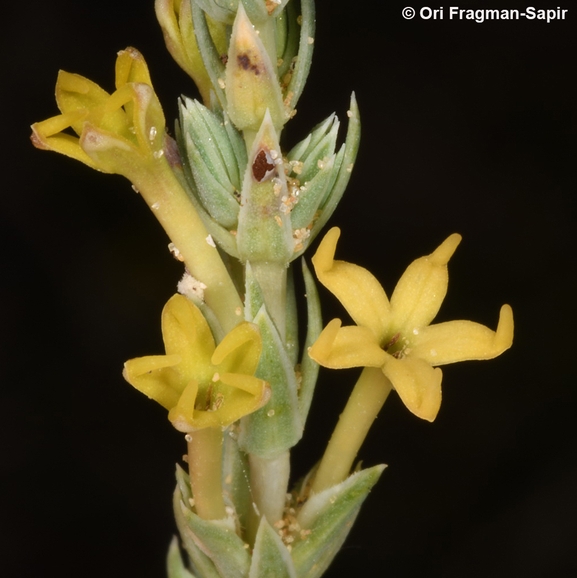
[123,294,270,431]
[309,228,514,422]
[30,48,166,180]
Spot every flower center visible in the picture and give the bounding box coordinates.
[382,332,411,359]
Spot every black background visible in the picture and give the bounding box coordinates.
[3,1,576,576]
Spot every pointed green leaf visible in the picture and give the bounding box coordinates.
[174,467,222,578]
[284,0,315,114]
[244,262,265,322]
[308,93,361,243]
[184,132,240,228]
[277,1,300,80]
[285,265,299,367]
[178,507,250,578]
[191,2,227,108]
[287,114,335,166]
[167,536,197,578]
[174,121,240,257]
[238,304,303,458]
[290,156,335,231]
[249,517,297,578]
[298,259,321,424]
[299,118,339,183]
[292,465,386,578]
[222,430,252,532]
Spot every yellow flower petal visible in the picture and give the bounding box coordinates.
[219,373,268,397]
[161,295,215,380]
[312,227,391,342]
[411,304,514,365]
[55,71,130,136]
[123,354,183,409]
[389,233,461,332]
[168,380,200,431]
[31,113,99,169]
[308,318,387,369]
[382,354,443,422]
[211,322,262,375]
[115,47,152,89]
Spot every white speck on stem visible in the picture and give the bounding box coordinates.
[205,234,216,248]
[151,202,160,210]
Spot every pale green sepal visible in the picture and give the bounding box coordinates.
[290,156,335,231]
[174,121,240,257]
[222,430,252,533]
[287,114,335,166]
[285,265,299,367]
[298,259,321,424]
[299,118,339,183]
[194,101,243,188]
[284,0,315,114]
[191,2,227,107]
[167,536,196,578]
[179,99,241,228]
[222,111,248,185]
[174,467,222,578]
[249,517,297,578]
[184,133,240,228]
[180,100,237,187]
[292,465,386,578]
[238,304,303,458]
[308,93,361,243]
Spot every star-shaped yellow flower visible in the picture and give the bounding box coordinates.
[309,228,514,422]
[30,47,166,180]
[123,294,269,431]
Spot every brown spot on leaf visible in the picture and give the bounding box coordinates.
[252,149,275,182]
[237,52,261,75]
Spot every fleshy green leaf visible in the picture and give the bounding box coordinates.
[284,0,315,114]
[238,304,302,458]
[308,93,361,244]
[174,466,222,578]
[249,517,297,578]
[298,259,321,424]
[292,465,386,578]
[167,536,196,578]
[174,467,251,578]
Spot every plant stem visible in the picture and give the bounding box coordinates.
[187,427,227,520]
[134,158,243,333]
[311,367,392,493]
[249,261,287,337]
[249,451,290,523]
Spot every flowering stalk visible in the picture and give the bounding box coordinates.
[31,1,514,576]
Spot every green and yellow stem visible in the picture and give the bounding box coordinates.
[186,427,227,520]
[133,157,243,332]
[311,367,392,494]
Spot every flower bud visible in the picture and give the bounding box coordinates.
[236,111,294,263]
[155,0,227,103]
[225,5,286,133]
